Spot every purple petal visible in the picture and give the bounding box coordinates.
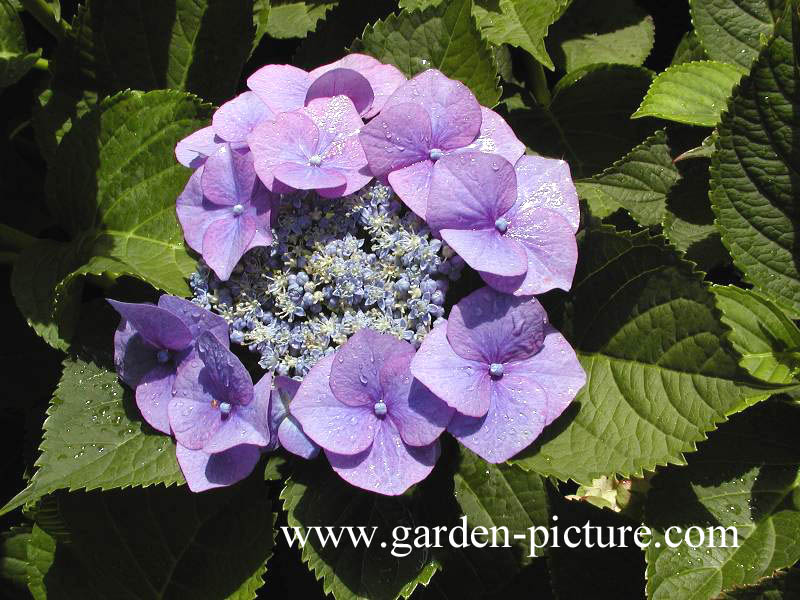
[440,228,528,277]
[383,69,481,150]
[248,111,320,191]
[269,376,319,458]
[479,207,578,295]
[107,300,193,351]
[453,107,525,165]
[446,287,547,364]
[244,183,277,248]
[316,137,371,198]
[175,126,223,169]
[202,393,270,454]
[212,91,274,143]
[514,156,580,233]
[278,417,320,459]
[380,350,453,447]
[305,68,374,115]
[427,152,518,231]
[201,214,257,282]
[273,162,347,193]
[410,322,491,418]
[135,364,175,434]
[201,145,258,207]
[387,160,435,220]
[303,95,363,154]
[195,331,253,407]
[358,102,431,180]
[176,444,262,492]
[169,393,222,450]
[176,167,229,253]
[309,54,406,118]
[329,329,413,407]
[448,326,585,463]
[263,373,285,450]
[290,354,378,455]
[113,320,159,388]
[327,420,439,496]
[247,64,311,114]
[157,295,229,347]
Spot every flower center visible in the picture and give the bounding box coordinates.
[156,349,170,363]
[309,154,323,167]
[219,401,232,417]
[494,217,508,234]
[489,363,504,379]
[232,204,244,216]
[429,148,444,161]
[373,401,387,417]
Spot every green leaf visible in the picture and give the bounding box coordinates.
[0,0,41,87]
[503,64,656,178]
[32,481,274,599]
[713,285,800,384]
[281,458,439,600]
[264,0,337,39]
[710,1,800,318]
[546,0,655,72]
[512,225,777,484]
[645,400,800,600]
[575,129,680,227]
[472,0,566,71]
[46,90,212,296]
[24,524,97,600]
[690,0,787,69]
[633,61,746,127]
[0,526,31,596]
[251,0,270,53]
[671,30,709,66]
[355,0,501,107]
[717,565,800,598]
[1,356,184,516]
[454,448,550,562]
[10,240,85,351]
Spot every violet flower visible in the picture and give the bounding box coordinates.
[110,295,228,435]
[425,152,579,295]
[410,287,585,463]
[174,369,273,492]
[176,143,275,281]
[248,95,371,198]
[246,54,406,119]
[290,329,453,495]
[358,69,524,219]
[169,331,270,453]
[267,376,320,459]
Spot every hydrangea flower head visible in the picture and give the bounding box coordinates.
[110,295,228,435]
[358,69,524,218]
[248,95,371,198]
[176,143,275,281]
[267,376,320,459]
[426,152,579,295]
[410,287,585,463]
[169,331,270,452]
[290,328,453,495]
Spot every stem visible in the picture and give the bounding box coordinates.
[525,55,552,107]
[0,224,38,251]
[20,0,68,40]
[0,251,19,266]
[33,57,49,71]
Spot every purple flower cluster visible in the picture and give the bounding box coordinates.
[112,56,589,496]
[109,296,318,492]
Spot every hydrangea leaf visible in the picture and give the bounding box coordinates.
[504,64,656,178]
[251,0,270,52]
[713,285,800,385]
[454,448,550,563]
[354,0,502,107]
[0,356,184,517]
[281,457,440,600]
[512,225,778,484]
[24,481,274,599]
[546,0,655,72]
[711,1,800,318]
[0,0,41,88]
[671,30,709,66]
[690,0,787,69]
[263,0,337,39]
[633,61,746,127]
[46,90,212,297]
[645,400,800,600]
[717,566,800,598]
[575,129,679,227]
[0,526,31,596]
[10,240,85,351]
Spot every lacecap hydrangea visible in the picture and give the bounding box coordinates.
[109,54,585,496]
